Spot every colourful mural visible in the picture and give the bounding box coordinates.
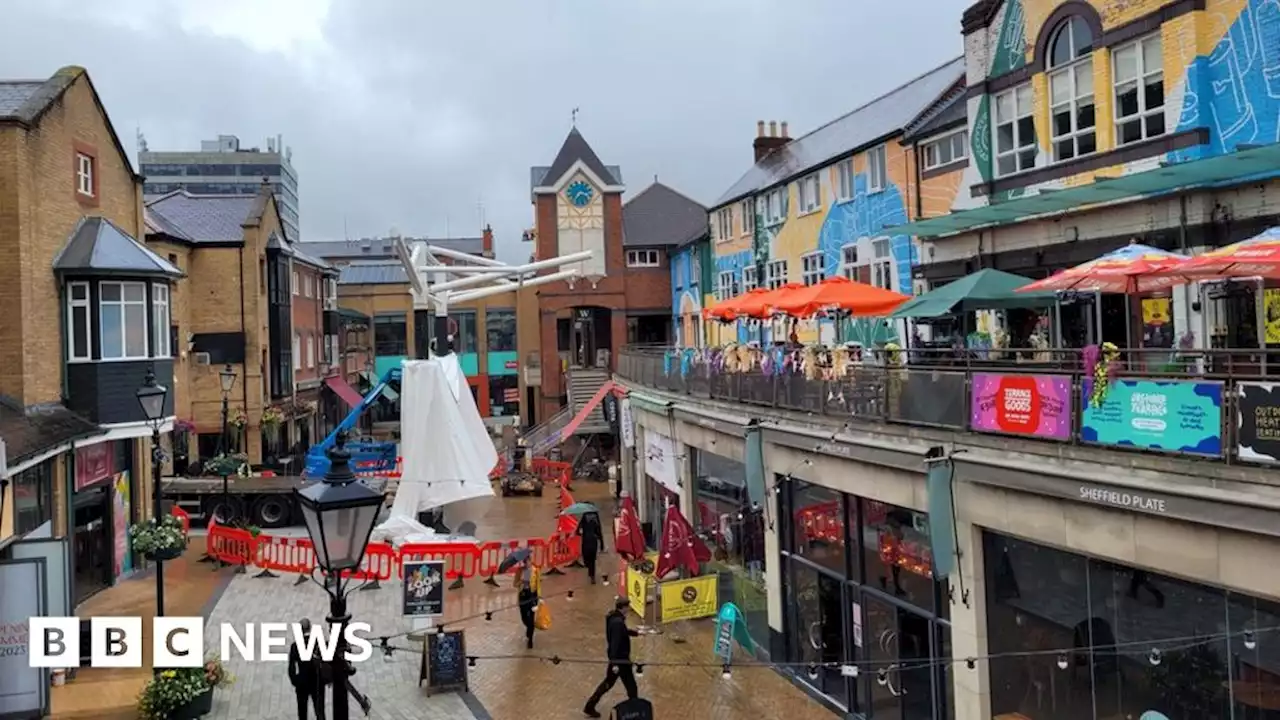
[671,245,703,346]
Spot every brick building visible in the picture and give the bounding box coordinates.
[0,67,180,603]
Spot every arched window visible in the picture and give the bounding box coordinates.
[1047,16,1096,162]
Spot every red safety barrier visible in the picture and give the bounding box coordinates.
[545,532,581,570]
[345,541,396,581]
[207,524,255,566]
[254,535,316,575]
[398,542,482,580]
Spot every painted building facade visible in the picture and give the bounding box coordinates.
[670,237,714,347]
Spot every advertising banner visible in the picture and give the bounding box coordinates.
[1080,379,1223,456]
[1237,382,1280,465]
[643,432,678,494]
[970,373,1072,440]
[0,558,48,717]
[403,560,445,617]
[75,441,114,492]
[627,566,649,619]
[658,575,718,623]
[619,398,635,448]
[113,472,133,578]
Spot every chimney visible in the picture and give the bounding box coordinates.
[482,224,495,259]
[752,119,792,163]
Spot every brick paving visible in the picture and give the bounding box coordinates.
[196,482,836,720]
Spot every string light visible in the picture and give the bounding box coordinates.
[721,664,732,680]
[1147,648,1162,666]
[635,664,645,676]
[1245,630,1257,650]
[1056,654,1068,670]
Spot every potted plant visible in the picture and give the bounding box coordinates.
[261,405,284,428]
[230,407,248,429]
[202,452,249,478]
[129,514,188,561]
[137,658,233,720]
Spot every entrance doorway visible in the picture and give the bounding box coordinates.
[862,595,939,720]
[788,564,850,710]
[72,487,112,603]
[570,307,613,369]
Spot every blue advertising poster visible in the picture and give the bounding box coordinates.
[1081,379,1223,456]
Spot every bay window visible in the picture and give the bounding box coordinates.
[1048,16,1096,161]
[99,281,148,360]
[151,283,170,357]
[67,282,90,361]
[1113,34,1165,145]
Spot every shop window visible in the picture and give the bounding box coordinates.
[488,375,520,417]
[374,314,406,356]
[12,459,55,534]
[486,309,517,352]
[448,310,477,353]
[789,481,847,576]
[861,500,936,609]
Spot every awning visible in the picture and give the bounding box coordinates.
[324,376,364,410]
[886,141,1280,237]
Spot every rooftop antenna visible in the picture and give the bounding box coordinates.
[344,215,350,243]
[571,107,579,127]
[136,127,148,153]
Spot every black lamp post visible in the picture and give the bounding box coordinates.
[294,431,384,720]
[218,364,237,524]
[136,369,169,670]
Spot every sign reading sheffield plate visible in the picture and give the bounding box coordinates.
[1081,379,1223,456]
[970,373,1071,440]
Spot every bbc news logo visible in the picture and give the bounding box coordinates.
[27,618,374,668]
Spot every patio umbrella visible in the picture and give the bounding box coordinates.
[615,495,646,561]
[769,275,909,318]
[655,504,711,579]
[1016,242,1190,295]
[736,282,806,318]
[891,268,1056,318]
[1162,226,1280,279]
[497,547,533,574]
[559,501,600,517]
[702,288,769,322]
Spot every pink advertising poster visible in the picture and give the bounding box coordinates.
[970,373,1072,441]
[113,472,133,578]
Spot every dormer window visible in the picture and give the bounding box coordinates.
[1047,16,1096,162]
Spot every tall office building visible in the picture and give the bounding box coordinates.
[139,134,300,241]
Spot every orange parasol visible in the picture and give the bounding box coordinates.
[736,282,806,318]
[1161,227,1280,279]
[769,276,909,318]
[1016,242,1190,294]
[702,288,769,321]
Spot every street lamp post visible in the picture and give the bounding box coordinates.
[294,431,384,720]
[218,364,237,525]
[136,368,169,675]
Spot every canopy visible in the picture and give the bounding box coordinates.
[1016,242,1190,295]
[770,276,908,318]
[737,282,805,318]
[1162,226,1280,279]
[702,287,769,321]
[891,268,1056,318]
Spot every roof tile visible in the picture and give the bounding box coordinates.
[622,182,707,248]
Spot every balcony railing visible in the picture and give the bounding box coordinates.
[616,345,1280,467]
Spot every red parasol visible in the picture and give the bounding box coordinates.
[1158,227,1280,279]
[702,288,769,322]
[614,495,646,561]
[1016,242,1190,294]
[735,282,806,318]
[655,504,710,579]
[769,276,909,318]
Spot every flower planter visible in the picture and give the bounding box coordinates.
[169,688,213,720]
[145,546,185,562]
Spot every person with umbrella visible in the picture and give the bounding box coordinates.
[499,549,541,649]
[564,503,605,584]
[583,597,641,717]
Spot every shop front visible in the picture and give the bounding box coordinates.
[72,440,135,602]
[984,530,1280,720]
[779,478,953,719]
[689,446,769,655]
[641,430,680,547]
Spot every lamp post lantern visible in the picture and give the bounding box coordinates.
[217,364,237,525]
[136,368,169,676]
[294,431,384,720]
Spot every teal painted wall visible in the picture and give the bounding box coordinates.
[487,351,519,376]
[374,355,405,378]
[458,352,479,376]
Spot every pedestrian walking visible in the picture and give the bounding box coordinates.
[516,557,540,649]
[583,597,641,718]
[577,511,606,583]
[288,619,324,720]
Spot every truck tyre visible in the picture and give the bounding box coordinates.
[252,495,292,528]
[203,496,243,525]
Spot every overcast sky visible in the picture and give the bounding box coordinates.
[3,0,971,261]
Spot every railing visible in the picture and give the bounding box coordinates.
[524,405,573,456]
[618,345,1280,468]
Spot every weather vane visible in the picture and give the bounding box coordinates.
[572,107,580,127]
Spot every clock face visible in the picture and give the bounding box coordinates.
[565,180,594,207]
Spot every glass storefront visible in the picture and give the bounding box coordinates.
[780,476,953,719]
[12,459,55,535]
[985,531,1280,720]
[690,448,768,655]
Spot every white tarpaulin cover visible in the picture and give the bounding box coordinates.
[373,356,496,545]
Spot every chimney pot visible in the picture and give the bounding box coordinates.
[781,121,789,138]
[768,121,778,137]
[757,120,765,138]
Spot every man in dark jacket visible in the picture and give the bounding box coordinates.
[576,512,606,584]
[583,597,640,718]
[288,619,324,720]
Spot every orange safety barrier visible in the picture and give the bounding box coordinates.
[254,535,316,575]
[398,542,482,580]
[545,532,581,569]
[344,541,396,581]
[207,524,255,566]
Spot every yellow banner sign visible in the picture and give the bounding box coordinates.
[658,575,719,623]
[627,567,648,619]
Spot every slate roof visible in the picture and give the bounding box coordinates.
[530,128,622,192]
[337,261,409,285]
[712,57,965,208]
[53,217,184,278]
[903,78,968,141]
[0,81,43,116]
[0,396,102,467]
[622,182,708,248]
[301,237,485,261]
[145,191,256,243]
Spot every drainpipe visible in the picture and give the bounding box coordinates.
[238,246,249,459]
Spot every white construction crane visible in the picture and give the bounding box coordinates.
[391,234,590,353]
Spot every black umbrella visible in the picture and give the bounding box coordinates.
[497,548,532,575]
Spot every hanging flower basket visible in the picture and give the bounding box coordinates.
[283,398,317,418]
[130,515,187,560]
[230,408,248,429]
[1086,342,1122,408]
[261,406,284,427]
[173,418,197,435]
[202,453,249,478]
[137,658,233,720]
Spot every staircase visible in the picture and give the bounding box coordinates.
[567,366,611,435]
[525,406,573,457]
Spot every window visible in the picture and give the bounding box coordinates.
[872,238,893,290]
[306,335,315,368]
[486,309,517,352]
[715,208,733,241]
[765,260,788,290]
[151,283,170,357]
[994,84,1038,176]
[626,249,660,267]
[292,334,301,370]
[326,277,337,300]
[448,311,478,353]
[304,275,313,298]
[836,159,853,201]
[716,271,739,301]
[374,314,407,356]
[922,130,969,170]
[798,173,822,214]
[291,270,299,295]
[742,265,759,292]
[13,460,55,535]
[762,188,786,225]
[839,245,858,280]
[76,153,94,196]
[739,199,755,236]
[1047,16,1096,162]
[67,282,90,361]
[801,252,824,286]
[867,145,888,192]
[1114,34,1165,145]
[99,281,148,359]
